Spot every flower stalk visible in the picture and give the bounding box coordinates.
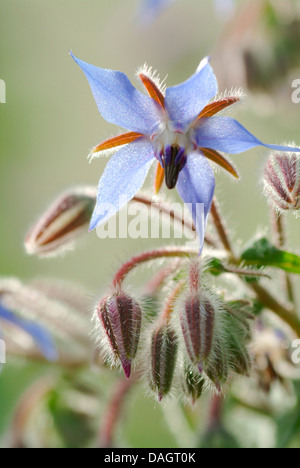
[210,197,234,256]
[99,377,135,448]
[112,247,197,289]
[270,209,295,305]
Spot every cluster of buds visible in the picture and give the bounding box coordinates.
[263,150,300,214]
[179,291,252,397]
[94,260,254,402]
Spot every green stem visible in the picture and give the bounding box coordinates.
[271,209,295,305]
[250,282,300,336]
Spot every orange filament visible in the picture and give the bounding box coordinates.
[92,132,143,154]
[154,161,165,194]
[201,148,239,179]
[139,73,165,109]
[197,97,239,119]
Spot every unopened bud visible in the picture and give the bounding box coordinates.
[97,291,142,378]
[25,187,96,257]
[263,151,300,213]
[181,362,205,403]
[148,324,178,401]
[205,339,229,392]
[180,295,215,372]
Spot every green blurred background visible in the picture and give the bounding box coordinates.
[0,0,300,447]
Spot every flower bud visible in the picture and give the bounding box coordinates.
[205,339,229,392]
[97,291,142,378]
[25,187,96,257]
[180,295,215,373]
[148,324,178,401]
[263,151,300,213]
[181,362,205,403]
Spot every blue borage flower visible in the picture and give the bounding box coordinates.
[71,53,300,250]
[0,303,58,362]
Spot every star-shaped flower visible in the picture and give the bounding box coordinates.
[71,53,300,249]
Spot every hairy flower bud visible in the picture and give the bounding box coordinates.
[263,151,300,213]
[97,291,142,378]
[205,339,229,392]
[180,294,215,373]
[181,362,205,403]
[148,324,178,401]
[25,187,96,257]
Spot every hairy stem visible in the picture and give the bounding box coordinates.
[162,281,186,324]
[10,377,55,448]
[133,194,216,247]
[210,198,234,256]
[251,283,300,336]
[208,394,224,430]
[144,260,182,296]
[99,377,134,448]
[271,209,295,305]
[112,247,197,289]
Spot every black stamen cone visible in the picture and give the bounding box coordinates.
[164,145,181,189]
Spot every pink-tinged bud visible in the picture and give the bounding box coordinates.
[148,324,178,401]
[263,151,300,213]
[180,295,215,371]
[25,187,96,257]
[97,291,142,378]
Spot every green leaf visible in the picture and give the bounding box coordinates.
[241,238,300,274]
[206,258,227,276]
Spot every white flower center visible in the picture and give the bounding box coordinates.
[150,120,197,189]
[151,120,195,159]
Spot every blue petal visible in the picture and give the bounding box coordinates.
[71,53,161,135]
[0,303,58,362]
[165,58,218,126]
[90,139,155,230]
[177,152,215,252]
[194,116,300,154]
